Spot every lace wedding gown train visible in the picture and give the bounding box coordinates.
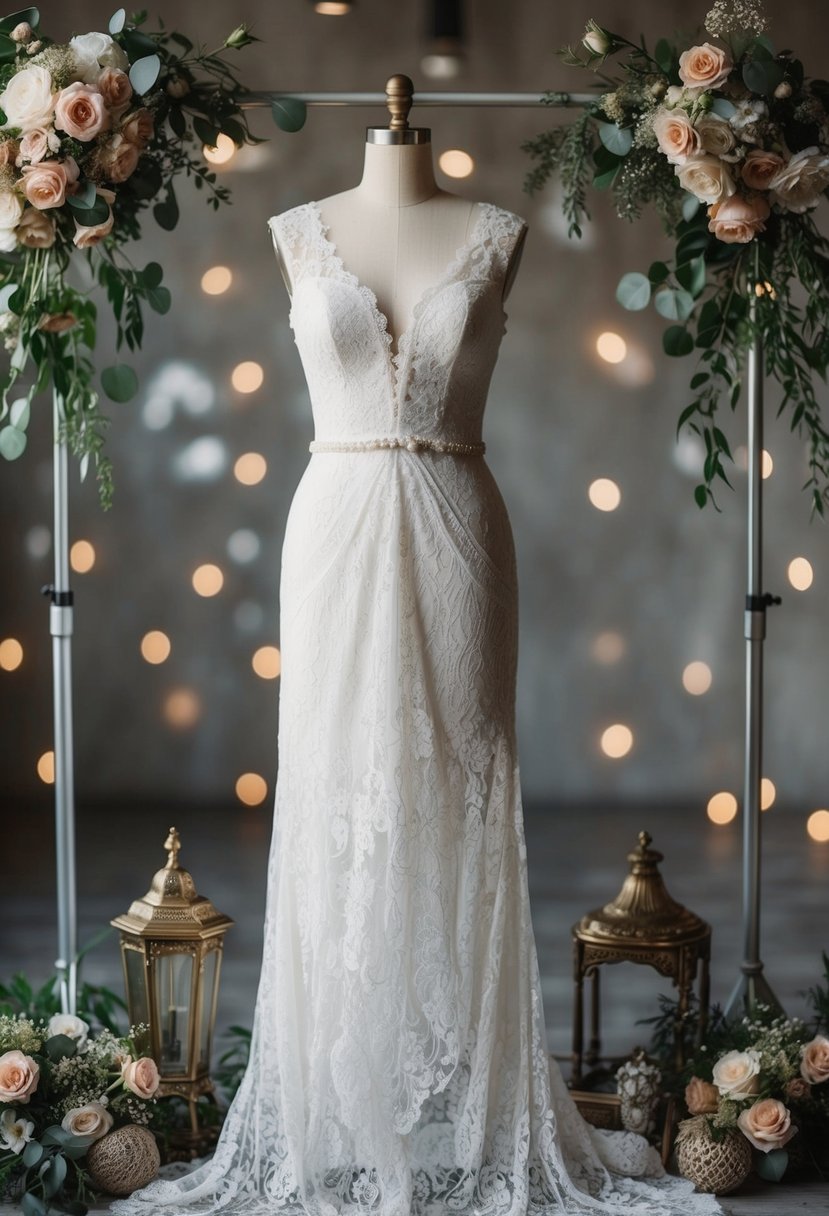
[110,201,721,1216]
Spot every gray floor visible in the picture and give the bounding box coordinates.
[3,798,827,1212]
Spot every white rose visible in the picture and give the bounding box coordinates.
[0,1107,35,1153]
[676,155,736,204]
[69,32,129,85]
[0,189,23,230]
[0,64,56,132]
[712,1048,762,1099]
[696,115,736,157]
[61,1101,113,1143]
[47,1013,90,1049]
[664,85,687,108]
[769,147,829,214]
[0,226,18,252]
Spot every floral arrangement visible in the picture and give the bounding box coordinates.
[0,7,300,507]
[0,1008,160,1214]
[523,0,829,514]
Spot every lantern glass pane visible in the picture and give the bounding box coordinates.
[155,951,194,1075]
[124,947,150,1051]
[199,949,219,1070]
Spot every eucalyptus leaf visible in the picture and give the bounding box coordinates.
[109,7,126,34]
[69,179,97,209]
[0,424,25,460]
[147,286,171,314]
[675,255,707,298]
[142,261,163,289]
[9,396,29,429]
[67,195,111,227]
[663,325,694,357]
[121,28,158,57]
[655,288,695,322]
[681,194,701,222]
[597,121,632,156]
[0,281,18,311]
[79,452,89,482]
[694,484,708,509]
[153,194,179,231]
[592,166,619,191]
[616,272,651,311]
[654,37,675,75]
[101,363,138,402]
[271,97,307,133]
[10,336,27,370]
[20,1192,46,1216]
[743,58,784,96]
[710,98,737,119]
[44,1033,76,1061]
[167,106,186,138]
[22,1140,44,1167]
[43,1152,67,1198]
[193,116,221,147]
[129,53,161,96]
[755,1148,788,1182]
[0,33,15,65]
[0,9,39,35]
[647,261,670,285]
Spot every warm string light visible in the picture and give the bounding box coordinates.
[141,631,171,665]
[788,557,814,591]
[0,638,23,671]
[588,478,621,512]
[201,266,233,295]
[70,540,95,573]
[203,134,236,165]
[761,777,776,811]
[252,646,281,679]
[591,631,626,664]
[807,810,829,843]
[163,688,201,728]
[438,149,474,178]
[707,791,738,825]
[231,361,264,394]
[37,750,55,784]
[600,724,633,759]
[233,453,267,486]
[236,772,268,805]
[596,331,627,364]
[192,564,224,597]
[682,661,712,696]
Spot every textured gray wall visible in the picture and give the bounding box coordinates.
[0,0,827,819]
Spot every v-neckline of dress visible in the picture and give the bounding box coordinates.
[304,198,490,403]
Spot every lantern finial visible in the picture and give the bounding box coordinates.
[164,826,182,869]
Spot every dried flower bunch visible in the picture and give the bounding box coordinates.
[523,0,829,514]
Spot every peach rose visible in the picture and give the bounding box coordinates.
[676,155,736,205]
[0,1050,40,1104]
[800,1034,829,1085]
[737,1098,797,1153]
[97,67,133,115]
[769,148,829,214]
[741,148,785,190]
[21,159,70,209]
[54,81,110,142]
[678,42,733,91]
[653,108,702,165]
[707,194,770,243]
[121,1056,160,1099]
[685,1076,720,1115]
[17,126,60,165]
[0,139,19,167]
[16,206,55,248]
[72,187,115,248]
[120,107,154,149]
[96,132,139,182]
[61,1101,113,1143]
[785,1076,812,1102]
[712,1048,761,1099]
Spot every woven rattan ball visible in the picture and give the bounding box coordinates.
[675,1116,752,1196]
[86,1124,160,1196]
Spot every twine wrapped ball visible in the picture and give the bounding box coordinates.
[85,1123,161,1195]
[675,1115,752,1195]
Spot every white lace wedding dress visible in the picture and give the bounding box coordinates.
[110,200,722,1216]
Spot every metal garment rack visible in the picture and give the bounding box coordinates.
[51,86,774,1018]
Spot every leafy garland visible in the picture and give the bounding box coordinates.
[0,7,305,508]
[522,1,829,515]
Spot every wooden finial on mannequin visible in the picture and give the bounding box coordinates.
[385,74,414,131]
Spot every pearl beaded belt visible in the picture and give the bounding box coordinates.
[309,434,486,456]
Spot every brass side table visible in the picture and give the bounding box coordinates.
[571,831,711,1088]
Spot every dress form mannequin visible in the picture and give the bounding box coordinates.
[272,77,528,357]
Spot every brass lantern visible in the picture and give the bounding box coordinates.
[112,827,234,1149]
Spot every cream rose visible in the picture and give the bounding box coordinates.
[0,188,24,231]
[121,1055,160,1099]
[0,64,56,132]
[21,159,70,209]
[653,109,701,165]
[707,194,770,243]
[16,207,55,246]
[121,107,154,149]
[61,1101,113,1143]
[712,1048,762,1099]
[97,67,133,115]
[769,148,829,214]
[16,125,60,165]
[0,1050,40,1104]
[737,1098,797,1152]
[69,32,129,85]
[676,155,736,205]
[73,187,116,248]
[785,1076,812,1101]
[0,139,19,166]
[0,1108,35,1153]
[96,132,139,182]
[678,42,734,91]
[54,81,110,142]
[741,148,785,190]
[47,1013,90,1049]
[800,1034,829,1085]
[696,115,736,157]
[685,1076,720,1115]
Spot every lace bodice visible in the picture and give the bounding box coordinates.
[267,201,527,447]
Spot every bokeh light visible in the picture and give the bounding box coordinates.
[787,557,813,591]
[141,631,171,665]
[591,631,626,665]
[600,724,633,759]
[70,540,95,573]
[683,661,712,696]
[234,453,267,486]
[201,266,233,295]
[163,688,201,728]
[37,750,55,784]
[761,777,776,811]
[438,149,474,178]
[252,646,281,679]
[192,564,224,597]
[236,772,268,805]
[231,361,264,393]
[807,810,829,842]
[588,478,621,512]
[596,332,627,364]
[0,638,23,671]
[707,791,738,825]
[203,134,236,165]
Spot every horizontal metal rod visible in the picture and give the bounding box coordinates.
[241,90,595,109]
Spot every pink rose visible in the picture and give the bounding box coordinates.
[0,1050,40,1104]
[741,149,785,191]
[21,159,70,209]
[16,126,59,165]
[685,1076,720,1115]
[54,81,110,142]
[97,67,133,115]
[120,107,154,150]
[653,109,702,165]
[72,187,115,248]
[678,42,733,91]
[707,194,770,243]
[800,1035,829,1085]
[737,1098,797,1153]
[121,1056,160,1099]
[16,206,55,248]
[96,132,139,182]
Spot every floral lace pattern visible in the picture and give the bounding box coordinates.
[109,200,722,1216]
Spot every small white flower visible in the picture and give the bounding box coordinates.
[0,1107,35,1154]
[47,1013,90,1050]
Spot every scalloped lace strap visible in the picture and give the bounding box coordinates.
[267,205,329,291]
[472,203,528,285]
